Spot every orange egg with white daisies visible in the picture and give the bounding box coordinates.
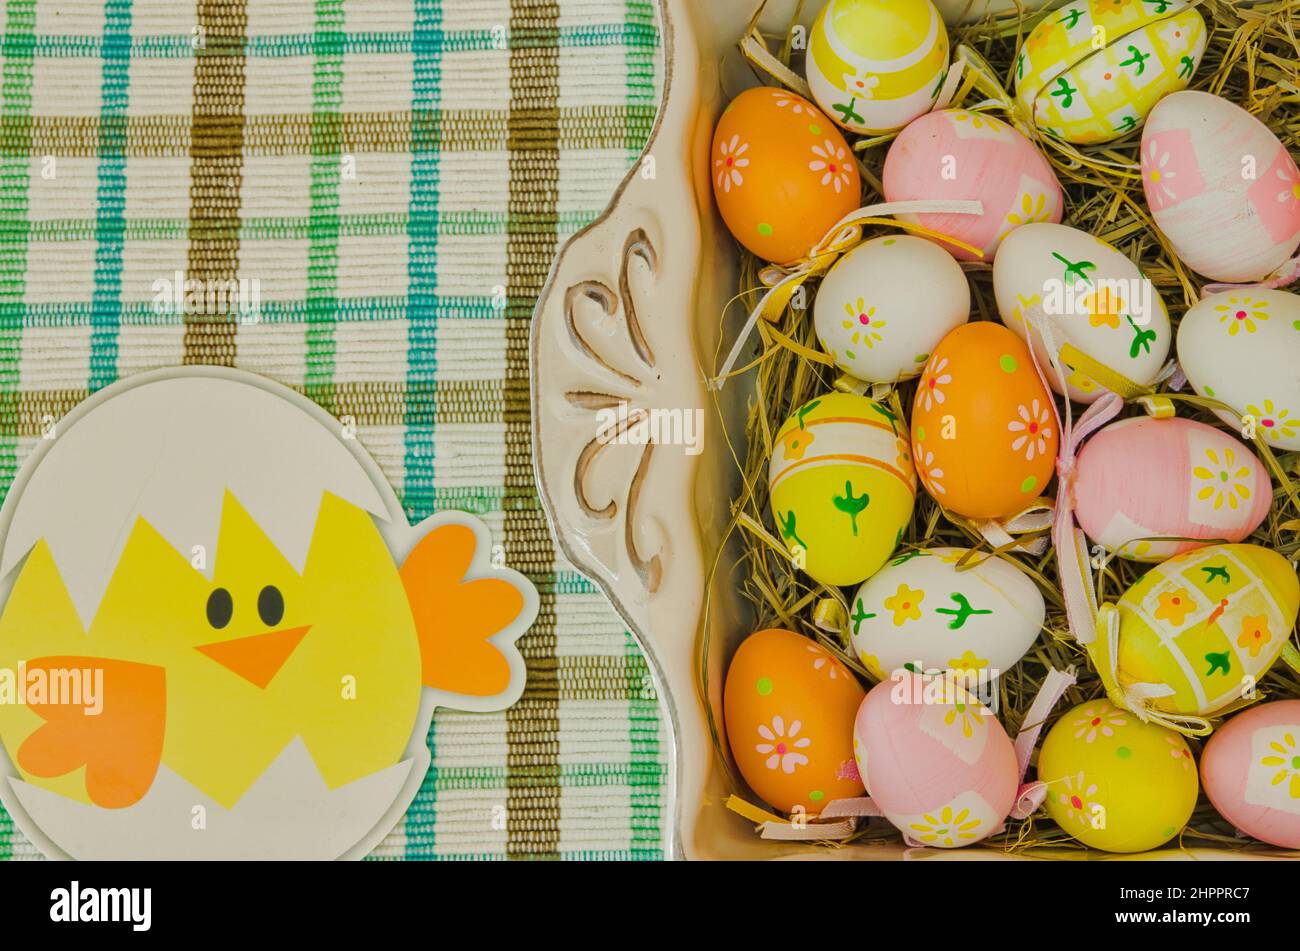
[910,322,1059,520]
[711,87,860,266]
[723,628,865,815]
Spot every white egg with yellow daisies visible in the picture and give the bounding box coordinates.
[1177,289,1300,452]
[849,547,1044,680]
[807,0,950,135]
[814,234,970,384]
[0,369,536,860]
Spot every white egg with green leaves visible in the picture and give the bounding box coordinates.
[815,234,970,384]
[849,547,1045,680]
[994,223,1170,403]
[1178,288,1300,451]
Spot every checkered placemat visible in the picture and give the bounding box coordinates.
[0,0,666,860]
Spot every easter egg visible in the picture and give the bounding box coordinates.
[806,0,949,136]
[854,672,1017,847]
[1038,699,1198,852]
[711,87,860,265]
[1014,0,1205,145]
[1201,701,1300,849]
[882,109,1064,261]
[1074,417,1272,563]
[994,223,1171,403]
[724,628,866,813]
[813,235,970,383]
[1113,544,1300,717]
[1143,91,1300,283]
[769,392,916,587]
[911,322,1058,519]
[849,547,1045,679]
[1178,289,1300,452]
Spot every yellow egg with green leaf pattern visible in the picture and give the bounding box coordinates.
[1013,0,1206,145]
[1112,544,1300,717]
[769,392,916,588]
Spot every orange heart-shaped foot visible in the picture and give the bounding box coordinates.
[401,523,525,698]
[17,656,166,809]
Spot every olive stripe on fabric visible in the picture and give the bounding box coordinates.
[0,107,656,156]
[183,0,248,366]
[505,0,563,860]
[303,0,344,410]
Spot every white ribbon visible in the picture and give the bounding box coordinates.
[709,199,985,391]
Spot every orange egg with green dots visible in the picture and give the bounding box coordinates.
[911,322,1059,520]
[723,628,865,814]
[711,87,861,265]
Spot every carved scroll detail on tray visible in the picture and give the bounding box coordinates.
[564,229,665,594]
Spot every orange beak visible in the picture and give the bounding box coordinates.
[195,626,310,689]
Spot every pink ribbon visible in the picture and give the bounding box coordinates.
[818,797,883,819]
[1014,312,1126,646]
[1200,255,1300,298]
[1051,394,1124,645]
[1008,666,1077,819]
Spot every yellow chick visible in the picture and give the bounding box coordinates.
[0,370,536,859]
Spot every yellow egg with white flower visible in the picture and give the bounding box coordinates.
[806,0,950,135]
[1039,699,1198,852]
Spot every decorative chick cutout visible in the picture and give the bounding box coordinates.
[0,369,538,859]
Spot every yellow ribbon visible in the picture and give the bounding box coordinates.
[1057,343,1154,401]
[725,794,786,827]
[1136,394,1176,418]
[1087,604,1214,737]
[724,794,860,841]
[812,598,847,636]
[739,22,812,101]
[951,45,1141,176]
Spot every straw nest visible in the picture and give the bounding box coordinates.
[705,0,1300,854]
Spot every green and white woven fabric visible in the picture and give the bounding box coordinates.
[0,0,665,860]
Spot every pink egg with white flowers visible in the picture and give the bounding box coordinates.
[854,671,1017,848]
[883,109,1063,262]
[1073,416,1272,563]
[1202,701,1300,850]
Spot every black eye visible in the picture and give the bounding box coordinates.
[258,585,284,626]
[206,588,233,629]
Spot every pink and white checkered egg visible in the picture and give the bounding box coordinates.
[1142,91,1300,283]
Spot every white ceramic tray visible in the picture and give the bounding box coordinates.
[528,0,1254,861]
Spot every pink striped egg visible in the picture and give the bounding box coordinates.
[883,109,1063,262]
[854,671,1017,848]
[1073,416,1271,562]
[1202,701,1300,849]
[1142,91,1300,283]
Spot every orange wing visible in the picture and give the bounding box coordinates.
[400,523,526,698]
[17,657,166,809]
